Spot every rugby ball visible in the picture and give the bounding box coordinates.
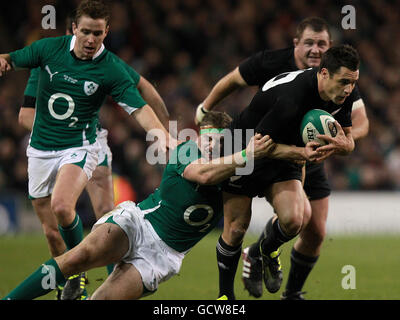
[300,109,337,145]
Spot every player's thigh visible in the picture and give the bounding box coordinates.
[56,222,129,277]
[86,165,114,219]
[265,179,305,227]
[91,262,143,300]
[52,164,89,210]
[52,144,99,209]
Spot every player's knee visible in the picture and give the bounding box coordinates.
[302,223,326,247]
[51,199,74,219]
[279,210,304,236]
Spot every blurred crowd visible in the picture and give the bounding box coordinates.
[0,0,399,208]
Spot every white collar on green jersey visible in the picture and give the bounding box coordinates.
[69,35,105,60]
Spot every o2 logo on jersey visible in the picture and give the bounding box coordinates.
[84,81,99,96]
[183,204,214,232]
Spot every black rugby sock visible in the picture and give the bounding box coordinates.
[216,235,242,300]
[249,217,294,258]
[285,248,319,293]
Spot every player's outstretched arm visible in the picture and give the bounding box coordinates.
[0,54,12,76]
[132,104,178,151]
[195,67,247,124]
[269,142,321,162]
[183,134,275,185]
[137,76,170,130]
[18,107,35,130]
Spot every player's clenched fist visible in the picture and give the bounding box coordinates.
[246,133,276,160]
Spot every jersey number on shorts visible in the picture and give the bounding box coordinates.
[183,204,214,233]
[262,69,308,92]
[48,93,78,127]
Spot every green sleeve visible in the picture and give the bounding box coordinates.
[106,61,147,114]
[23,67,40,97]
[170,141,203,175]
[120,60,140,86]
[9,38,47,69]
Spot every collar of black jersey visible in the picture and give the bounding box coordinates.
[69,35,105,61]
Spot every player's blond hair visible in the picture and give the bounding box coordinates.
[199,111,232,129]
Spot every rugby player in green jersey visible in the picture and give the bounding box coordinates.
[16,11,170,300]
[0,0,176,299]
[2,111,280,300]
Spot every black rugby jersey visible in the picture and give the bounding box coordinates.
[239,46,360,105]
[233,68,354,147]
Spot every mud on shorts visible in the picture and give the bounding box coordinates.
[96,128,112,168]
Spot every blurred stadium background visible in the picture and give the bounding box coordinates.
[1,0,400,299]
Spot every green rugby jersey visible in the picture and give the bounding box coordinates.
[10,35,146,150]
[139,140,224,253]
[23,55,142,133]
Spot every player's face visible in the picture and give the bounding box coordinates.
[72,15,109,60]
[294,27,331,69]
[321,67,359,105]
[199,132,225,161]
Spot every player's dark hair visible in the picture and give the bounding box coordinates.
[65,11,76,35]
[200,111,232,129]
[76,0,110,25]
[319,44,360,75]
[295,17,331,40]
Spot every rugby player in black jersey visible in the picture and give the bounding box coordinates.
[197,23,366,300]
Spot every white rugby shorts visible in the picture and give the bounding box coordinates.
[96,128,112,167]
[27,142,100,199]
[94,201,184,293]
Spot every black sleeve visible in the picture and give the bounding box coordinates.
[239,47,295,87]
[239,51,265,86]
[22,95,36,108]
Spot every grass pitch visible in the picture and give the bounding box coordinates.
[1,230,400,300]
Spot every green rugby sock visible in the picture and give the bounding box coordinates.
[106,264,115,275]
[58,214,83,250]
[2,258,66,300]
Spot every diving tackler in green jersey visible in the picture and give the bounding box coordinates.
[139,140,224,253]
[10,35,146,151]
